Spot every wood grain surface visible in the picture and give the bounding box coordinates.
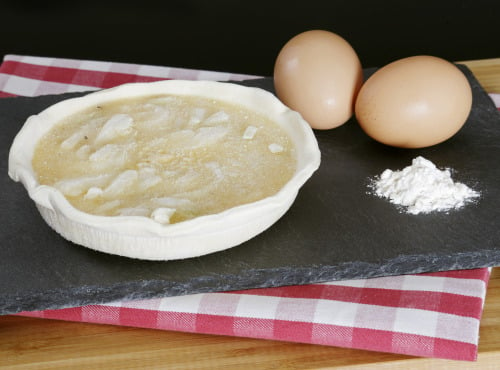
[1,58,499,369]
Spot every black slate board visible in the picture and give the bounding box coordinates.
[1,66,500,315]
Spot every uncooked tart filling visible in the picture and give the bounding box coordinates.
[33,94,296,225]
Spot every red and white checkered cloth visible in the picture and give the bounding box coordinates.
[1,55,496,361]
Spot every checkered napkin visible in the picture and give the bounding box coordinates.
[1,55,495,361]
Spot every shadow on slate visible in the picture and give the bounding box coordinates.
[1,65,499,315]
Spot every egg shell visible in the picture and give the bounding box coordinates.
[355,55,473,148]
[274,30,363,130]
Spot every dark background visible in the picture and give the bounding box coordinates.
[1,1,499,76]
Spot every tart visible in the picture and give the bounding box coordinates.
[8,80,321,260]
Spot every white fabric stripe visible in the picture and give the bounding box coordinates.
[436,311,480,345]
[122,297,162,310]
[394,307,479,344]
[157,293,205,314]
[354,304,397,331]
[2,54,23,63]
[7,54,114,72]
[313,299,359,327]
[442,276,488,298]
[5,54,260,82]
[137,65,258,81]
[5,54,54,66]
[401,275,445,293]
[321,274,487,298]
[393,307,439,339]
[234,294,281,319]
[104,293,205,313]
[0,73,41,96]
[79,60,113,72]
[103,292,479,344]
[0,74,99,96]
[490,93,500,107]
[365,275,406,290]
[64,84,101,93]
[136,64,173,78]
[197,70,234,81]
[101,300,124,307]
[196,69,260,81]
[315,297,478,344]
[402,275,486,298]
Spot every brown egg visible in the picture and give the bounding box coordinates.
[273,30,363,130]
[355,55,473,148]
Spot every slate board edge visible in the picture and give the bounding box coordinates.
[3,247,499,315]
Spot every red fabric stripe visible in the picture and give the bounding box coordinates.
[349,327,477,361]
[421,268,490,281]
[16,307,478,361]
[195,313,235,336]
[0,91,16,98]
[118,307,159,327]
[0,60,165,89]
[229,284,330,299]
[229,285,483,318]
[274,320,314,342]
[229,268,490,299]
[352,327,395,353]
[432,336,479,361]
[100,72,164,88]
[25,306,83,321]
[16,310,45,318]
[0,60,48,79]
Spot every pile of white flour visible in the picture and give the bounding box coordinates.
[370,156,480,215]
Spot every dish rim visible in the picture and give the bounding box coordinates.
[8,79,321,259]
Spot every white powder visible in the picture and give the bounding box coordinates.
[370,156,480,215]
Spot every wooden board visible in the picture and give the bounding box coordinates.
[1,58,500,369]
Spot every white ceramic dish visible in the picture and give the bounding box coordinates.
[8,80,321,260]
